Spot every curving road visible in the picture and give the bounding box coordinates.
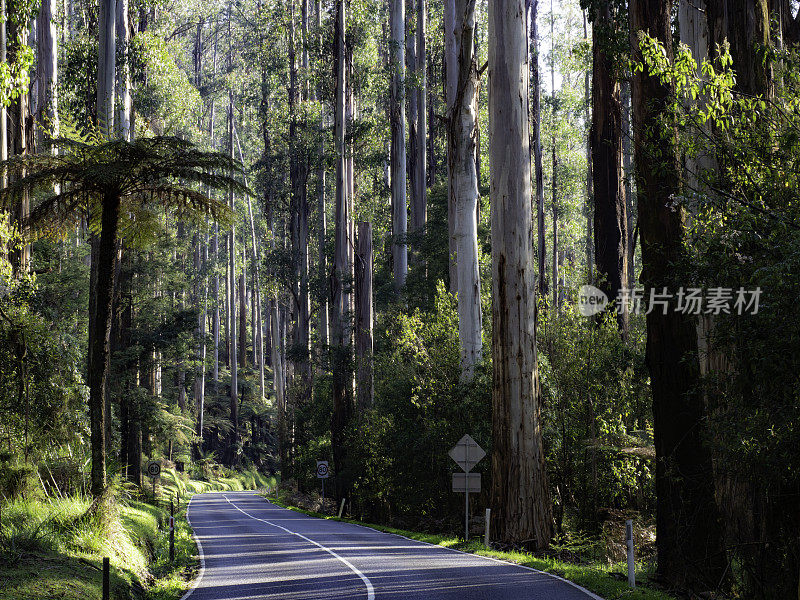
[181,491,603,600]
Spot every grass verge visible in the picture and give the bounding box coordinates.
[0,468,276,600]
[263,492,678,600]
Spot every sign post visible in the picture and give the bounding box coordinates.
[146,460,161,501]
[316,461,329,509]
[449,435,486,541]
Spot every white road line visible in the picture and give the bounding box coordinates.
[222,494,376,600]
[261,496,605,600]
[180,495,206,600]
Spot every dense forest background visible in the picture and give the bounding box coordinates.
[1,0,799,597]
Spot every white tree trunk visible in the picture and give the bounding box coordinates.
[449,0,482,380]
[35,0,58,147]
[97,0,115,135]
[444,0,459,293]
[115,0,131,140]
[488,0,553,548]
[414,0,427,235]
[390,0,407,293]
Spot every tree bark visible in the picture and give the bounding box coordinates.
[488,0,553,549]
[591,1,629,334]
[707,0,770,97]
[390,0,408,294]
[444,0,459,294]
[529,0,547,300]
[331,0,352,497]
[549,0,557,309]
[621,79,634,290]
[630,0,728,588]
[87,193,120,497]
[316,0,329,348]
[413,0,427,240]
[407,0,419,252]
[355,222,373,411]
[583,11,593,284]
[227,93,238,466]
[35,0,58,148]
[449,0,482,380]
[115,0,131,140]
[97,0,115,135]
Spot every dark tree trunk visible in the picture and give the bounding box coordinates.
[707,0,771,97]
[528,0,546,300]
[331,0,352,499]
[355,222,373,411]
[87,193,121,497]
[591,0,629,334]
[630,0,728,588]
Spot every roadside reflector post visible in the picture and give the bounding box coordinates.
[465,486,469,542]
[169,501,175,562]
[102,556,110,600]
[625,519,635,588]
[338,498,346,519]
[484,508,491,546]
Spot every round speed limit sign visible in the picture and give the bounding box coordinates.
[316,460,329,479]
[146,460,161,478]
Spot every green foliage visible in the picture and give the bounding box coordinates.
[638,35,800,598]
[539,301,653,529]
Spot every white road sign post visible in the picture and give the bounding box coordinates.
[316,461,329,507]
[449,435,486,541]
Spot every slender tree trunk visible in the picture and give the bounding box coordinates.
[549,0,557,309]
[488,0,553,548]
[448,0,482,380]
[193,233,206,459]
[239,268,247,368]
[96,0,115,134]
[289,0,311,389]
[301,0,309,100]
[584,11,593,284]
[427,41,436,186]
[35,0,58,148]
[390,0,408,294]
[621,80,634,290]
[529,0,546,300]
[413,0,427,240]
[444,0,458,293]
[316,0,329,348]
[630,0,727,588]
[1,0,6,192]
[331,0,352,497]
[7,1,29,275]
[115,0,131,141]
[355,222,373,411]
[407,1,419,252]
[227,93,238,466]
[591,1,628,334]
[233,122,266,400]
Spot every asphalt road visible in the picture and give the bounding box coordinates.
[182,491,603,600]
